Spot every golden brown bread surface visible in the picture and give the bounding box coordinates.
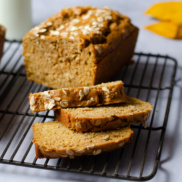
[0,25,6,60]
[55,97,152,132]
[29,81,126,112]
[33,121,133,158]
[23,6,139,89]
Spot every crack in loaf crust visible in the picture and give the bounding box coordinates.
[23,6,139,89]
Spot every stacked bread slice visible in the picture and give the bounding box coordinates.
[31,81,152,158]
[29,81,127,112]
[33,121,134,158]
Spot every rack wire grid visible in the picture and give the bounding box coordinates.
[0,41,177,181]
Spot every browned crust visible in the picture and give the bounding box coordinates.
[32,124,44,158]
[29,88,99,112]
[37,136,132,158]
[93,27,139,84]
[23,6,135,52]
[29,81,127,112]
[34,143,44,158]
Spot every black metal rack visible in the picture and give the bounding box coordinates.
[0,41,177,181]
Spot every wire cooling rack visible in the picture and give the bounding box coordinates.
[0,41,177,181]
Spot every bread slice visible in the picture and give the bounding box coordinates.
[32,121,133,158]
[29,81,126,112]
[55,97,152,132]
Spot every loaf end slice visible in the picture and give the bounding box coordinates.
[32,121,133,158]
[55,96,152,131]
[29,81,126,112]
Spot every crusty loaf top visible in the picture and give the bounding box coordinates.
[24,6,137,60]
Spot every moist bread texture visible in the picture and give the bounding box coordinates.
[0,25,6,60]
[29,81,126,112]
[33,121,133,158]
[55,97,152,132]
[23,6,139,89]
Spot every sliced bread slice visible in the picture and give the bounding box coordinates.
[33,121,133,158]
[29,81,126,112]
[55,97,152,132]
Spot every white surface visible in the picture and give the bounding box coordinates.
[0,0,32,41]
[0,0,182,182]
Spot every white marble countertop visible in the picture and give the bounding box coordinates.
[0,0,182,182]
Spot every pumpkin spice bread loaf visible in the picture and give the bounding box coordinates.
[55,97,152,132]
[29,81,126,112]
[32,121,133,158]
[0,25,6,60]
[23,6,139,89]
